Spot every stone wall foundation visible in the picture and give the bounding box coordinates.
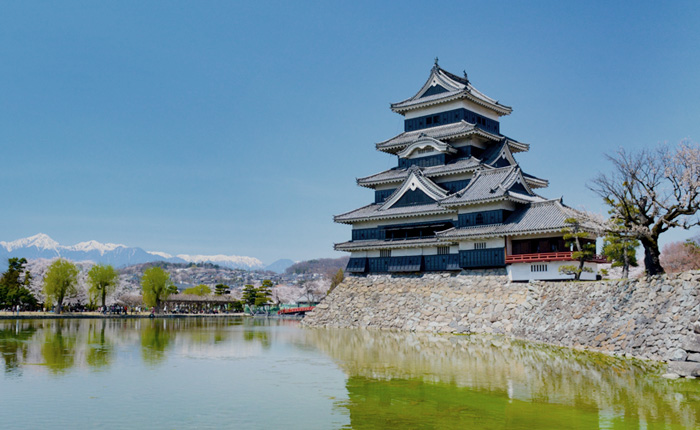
[303,271,700,370]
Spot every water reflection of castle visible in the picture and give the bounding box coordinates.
[305,328,700,428]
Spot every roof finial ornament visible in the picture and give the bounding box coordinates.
[463,70,469,82]
[434,57,439,68]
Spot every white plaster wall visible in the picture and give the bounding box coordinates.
[405,148,439,159]
[392,248,424,257]
[434,172,473,184]
[457,201,518,213]
[421,245,459,256]
[507,261,598,281]
[458,238,505,250]
[374,184,397,191]
[404,100,501,121]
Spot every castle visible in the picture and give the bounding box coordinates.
[335,61,599,281]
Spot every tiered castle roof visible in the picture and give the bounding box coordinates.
[335,61,588,253]
[335,198,581,251]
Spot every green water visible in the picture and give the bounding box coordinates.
[0,318,698,429]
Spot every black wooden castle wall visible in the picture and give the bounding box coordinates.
[404,108,500,134]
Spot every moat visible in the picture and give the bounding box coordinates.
[1,318,699,429]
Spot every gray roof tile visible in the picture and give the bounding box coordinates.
[390,66,512,115]
[334,202,454,224]
[440,166,542,206]
[437,199,588,239]
[357,158,481,186]
[335,237,446,251]
[376,121,500,152]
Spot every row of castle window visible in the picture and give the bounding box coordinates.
[394,145,482,172]
[352,220,454,241]
[352,211,505,242]
[530,264,548,272]
[404,108,500,134]
[398,154,445,169]
[346,249,506,273]
[458,210,507,227]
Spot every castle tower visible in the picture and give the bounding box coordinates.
[335,61,599,281]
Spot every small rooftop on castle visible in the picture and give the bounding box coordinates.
[390,59,513,116]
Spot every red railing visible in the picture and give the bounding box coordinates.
[277,306,315,315]
[506,251,574,263]
[505,252,608,264]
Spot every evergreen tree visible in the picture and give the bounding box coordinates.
[602,231,639,279]
[214,284,230,295]
[0,258,38,309]
[229,300,244,313]
[242,284,257,307]
[601,201,639,279]
[328,269,344,293]
[255,280,273,307]
[558,218,596,281]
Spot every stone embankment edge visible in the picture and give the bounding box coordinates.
[302,270,700,378]
[0,313,247,320]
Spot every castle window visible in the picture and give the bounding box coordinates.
[380,249,391,258]
[437,246,450,255]
[474,242,486,250]
[475,213,484,225]
[530,264,548,272]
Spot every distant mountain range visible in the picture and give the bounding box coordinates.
[0,233,293,273]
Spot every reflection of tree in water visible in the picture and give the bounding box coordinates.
[141,320,174,366]
[40,320,78,374]
[243,328,270,348]
[179,318,232,346]
[241,317,274,348]
[86,319,113,370]
[0,323,36,374]
[305,329,700,429]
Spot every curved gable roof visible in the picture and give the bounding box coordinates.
[440,165,543,207]
[391,64,512,116]
[380,169,448,210]
[396,136,456,158]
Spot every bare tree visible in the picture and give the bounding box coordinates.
[589,141,700,275]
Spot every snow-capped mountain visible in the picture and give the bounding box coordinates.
[177,254,264,270]
[0,233,265,270]
[0,233,60,253]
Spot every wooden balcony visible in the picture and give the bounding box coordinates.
[505,252,608,264]
[506,251,574,263]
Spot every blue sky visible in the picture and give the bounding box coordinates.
[1,1,699,264]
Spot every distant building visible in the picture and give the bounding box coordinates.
[335,61,600,281]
